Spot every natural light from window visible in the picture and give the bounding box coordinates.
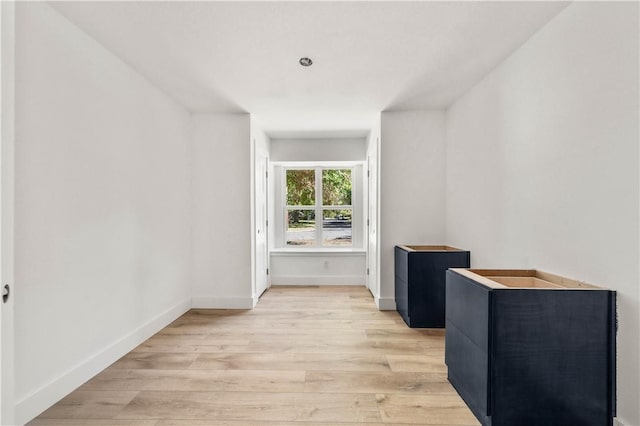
[285,168,352,247]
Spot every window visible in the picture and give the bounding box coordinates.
[285,167,353,247]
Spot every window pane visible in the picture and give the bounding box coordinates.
[322,209,352,246]
[322,169,351,206]
[286,170,315,206]
[286,210,316,246]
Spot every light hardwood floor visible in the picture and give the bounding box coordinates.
[29,286,480,425]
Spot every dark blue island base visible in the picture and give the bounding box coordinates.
[394,245,470,328]
[445,268,617,426]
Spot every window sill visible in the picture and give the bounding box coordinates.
[270,248,366,256]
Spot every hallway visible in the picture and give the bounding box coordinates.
[29,286,478,425]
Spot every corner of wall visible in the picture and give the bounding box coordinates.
[191,112,253,308]
[15,298,191,425]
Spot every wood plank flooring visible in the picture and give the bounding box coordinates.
[29,286,479,425]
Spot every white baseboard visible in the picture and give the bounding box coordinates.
[614,418,630,426]
[191,296,255,309]
[270,275,365,286]
[375,296,396,310]
[15,297,191,425]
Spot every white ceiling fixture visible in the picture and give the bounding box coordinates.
[50,1,569,136]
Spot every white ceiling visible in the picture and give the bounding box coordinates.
[51,1,568,136]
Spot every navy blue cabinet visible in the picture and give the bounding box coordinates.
[394,245,470,328]
[445,269,617,426]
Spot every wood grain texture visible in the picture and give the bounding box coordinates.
[376,394,480,425]
[111,353,199,370]
[79,369,306,392]
[386,354,449,373]
[117,391,381,423]
[29,286,478,425]
[33,391,139,420]
[190,352,392,372]
[304,370,451,394]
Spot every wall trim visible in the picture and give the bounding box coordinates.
[270,249,366,256]
[191,296,255,309]
[376,296,396,311]
[613,418,628,426]
[270,275,365,286]
[15,297,191,425]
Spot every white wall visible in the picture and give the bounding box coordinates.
[445,3,639,425]
[270,138,366,162]
[270,251,366,285]
[14,3,193,424]
[379,111,447,309]
[191,113,253,308]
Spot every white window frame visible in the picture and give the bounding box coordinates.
[276,161,362,249]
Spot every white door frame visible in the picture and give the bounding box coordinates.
[366,155,373,293]
[1,1,16,424]
[366,136,380,302]
[254,154,269,299]
[264,156,270,291]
